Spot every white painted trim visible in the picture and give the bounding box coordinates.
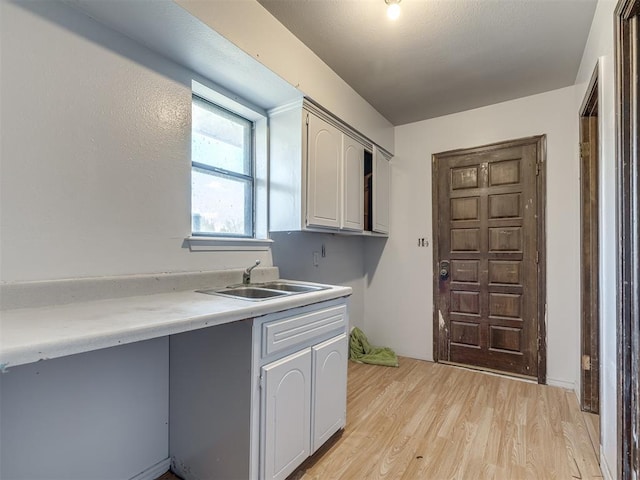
[129,458,171,480]
[192,80,267,121]
[546,377,576,390]
[600,446,614,480]
[186,236,273,251]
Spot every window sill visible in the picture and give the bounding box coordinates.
[186,236,273,251]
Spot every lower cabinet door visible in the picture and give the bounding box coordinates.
[261,348,312,480]
[311,334,348,452]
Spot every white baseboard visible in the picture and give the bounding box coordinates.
[600,447,615,480]
[130,458,171,480]
[546,377,576,391]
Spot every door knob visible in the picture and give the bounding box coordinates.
[439,260,450,280]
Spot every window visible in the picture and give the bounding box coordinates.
[191,95,254,237]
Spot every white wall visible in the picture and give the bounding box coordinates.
[175,0,395,153]
[0,0,273,284]
[270,232,366,331]
[575,1,617,478]
[364,86,581,391]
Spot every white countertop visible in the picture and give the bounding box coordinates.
[0,282,351,370]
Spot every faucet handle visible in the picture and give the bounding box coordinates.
[243,260,261,284]
[246,260,261,272]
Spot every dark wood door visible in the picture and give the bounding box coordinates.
[433,137,545,380]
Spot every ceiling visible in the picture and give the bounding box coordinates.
[257,0,597,126]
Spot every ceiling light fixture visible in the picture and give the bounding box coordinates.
[385,0,401,20]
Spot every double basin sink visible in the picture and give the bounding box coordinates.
[197,281,329,301]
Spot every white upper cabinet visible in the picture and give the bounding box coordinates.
[269,99,391,236]
[342,135,365,231]
[373,146,391,234]
[306,113,342,229]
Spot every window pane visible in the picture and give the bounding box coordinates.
[192,169,252,236]
[192,97,251,176]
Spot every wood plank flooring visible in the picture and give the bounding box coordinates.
[289,358,602,480]
[155,473,179,480]
[583,412,600,462]
[156,357,601,480]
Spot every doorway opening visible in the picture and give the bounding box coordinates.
[579,65,600,415]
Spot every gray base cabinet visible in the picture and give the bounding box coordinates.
[170,298,349,480]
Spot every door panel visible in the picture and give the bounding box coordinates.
[373,148,390,234]
[342,136,364,231]
[306,113,341,229]
[261,348,311,480]
[311,334,347,453]
[433,138,544,379]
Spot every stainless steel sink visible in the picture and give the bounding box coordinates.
[196,281,329,301]
[197,286,288,300]
[257,282,327,293]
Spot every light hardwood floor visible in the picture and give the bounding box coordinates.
[289,358,602,480]
[157,357,602,480]
[582,411,600,463]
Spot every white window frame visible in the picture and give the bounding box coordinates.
[186,80,272,251]
[191,95,255,238]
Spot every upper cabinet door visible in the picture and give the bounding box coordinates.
[373,148,391,234]
[342,136,364,231]
[306,112,341,229]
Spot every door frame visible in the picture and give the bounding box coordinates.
[615,0,639,477]
[579,65,600,414]
[431,135,547,384]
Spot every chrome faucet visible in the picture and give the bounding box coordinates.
[242,260,261,285]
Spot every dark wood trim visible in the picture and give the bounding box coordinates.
[431,135,547,384]
[431,154,440,364]
[615,0,639,477]
[536,136,547,385]
[579,64,600,414]
[580,64,600,116]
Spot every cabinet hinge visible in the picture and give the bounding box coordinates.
[258,375,264,390]
[582,355,591,371]
[580,142,590,159]
[535,161,540,176]
[305,113,309,126]
[536,251,539,264]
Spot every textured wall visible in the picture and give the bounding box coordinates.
[0,0,273,283]
[271,232,366,331]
